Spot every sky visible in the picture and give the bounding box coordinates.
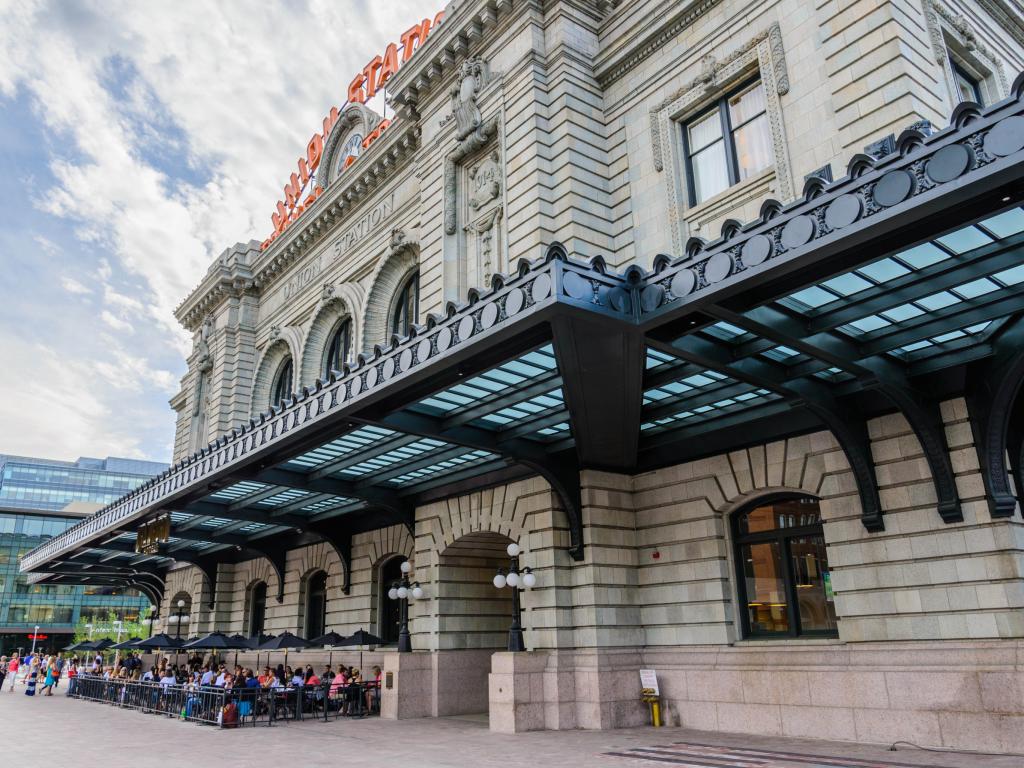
[0,0,433,463]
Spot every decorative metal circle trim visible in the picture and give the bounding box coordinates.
[704,252,734,283]
[985,116,1024,157]
[531,273,552,302]
[640,284,665,312]
[824,194,862,231]
[416,338,432,364]
[505,288,525,316]
[873,169,914,207]
[398,348,413,373]
[670,269,696,298]
[480,302,499,329]
[781,215,816,250]
[380,357,396,382]
[352,375,364,395]
[926,144,971,183]
[435,326,453,352]
[742,234,772,267]
[606,286,631,313]
[562,271,592,300]
[364,368,377,390]
[458,315,476,342]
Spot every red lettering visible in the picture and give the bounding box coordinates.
[348,73,367,104]
[298,157,310,186]
[284,172,301,209]
[272,200,289,232]
[363,55,383,100]
[379,43,399,87]
[400,22,424,63]
[322,106,339,139]
[433,10,445,27]
[306,133,323,171]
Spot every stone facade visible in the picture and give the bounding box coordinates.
[157,0,1024,751]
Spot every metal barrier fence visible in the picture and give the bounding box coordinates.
[68,675,379,728]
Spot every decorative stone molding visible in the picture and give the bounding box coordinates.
[595,0,724,88]
[445,115,500,234]
[450,58,489,142]
[320,103,383,191]
[361,244,420,352]
[650,23,793,256]
[299,282,366,387]
[923,0,1009,105]
[250,334,300,418]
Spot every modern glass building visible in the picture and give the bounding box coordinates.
[0,455,166,654]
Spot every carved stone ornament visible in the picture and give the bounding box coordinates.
[922,0,1009,99]
[450,58,488,142]
[444,115,501,235]
[464,207,502,288]
[469,150,502,211]
[390,227,409,251]
[321,283,336,300]
[269,325,282,341]
[195,315,214,373]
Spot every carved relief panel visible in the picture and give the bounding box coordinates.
[442,57,505,301]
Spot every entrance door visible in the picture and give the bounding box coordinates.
[379,557,404,645]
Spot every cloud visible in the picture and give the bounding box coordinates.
[0,0,433,461]
[61,277,91,295]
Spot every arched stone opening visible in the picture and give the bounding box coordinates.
[243,580,268,637]
[374,554,405,646]
[362,245,419,352]
[166,590,193,640]
[299,284,366,387]
[251,337,299,418]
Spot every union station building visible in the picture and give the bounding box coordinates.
[21,0,1024,751]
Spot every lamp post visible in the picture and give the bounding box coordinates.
[29,624,40,659]
[112,620,124,668]
[170,599,189,640]
[492,542,536,652]
[142,615,155,639]
[386,560,423,653]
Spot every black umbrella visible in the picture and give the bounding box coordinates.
[310,631,348,667]
[110,637,142,650]
[258,632,311,672]
[180,632,235,650]
[91,638,115,651]
[64,640,92,652]
[132,633,182,651]
[336,629,382,671]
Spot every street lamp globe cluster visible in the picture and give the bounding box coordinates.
[387,560,422,652]
[167,599,190,639]
[493,542,537,652]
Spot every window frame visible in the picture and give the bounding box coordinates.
[731,492,837,640]
[949,57,984,105]
[390,271,420,339]
[270,357,294,408]
[680,77,770,207]
[248,581,267,637]
[324,318,352,378]
[304,570,328,639]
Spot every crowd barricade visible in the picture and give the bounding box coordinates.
[67,675,380,728]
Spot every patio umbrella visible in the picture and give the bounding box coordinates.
[131,633,182,651]
[110,637,142,650]
[258,632,311,673]
[64,640,93,652]
[91,638,115,651]
[180,631,235,650]
[310,631,348,667]
[336,629,382,672]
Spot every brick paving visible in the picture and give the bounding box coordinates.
[0,686,1018,768]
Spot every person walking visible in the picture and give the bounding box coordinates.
[24,662,38,697]
[6,654,18,692]
[41,659,56,696]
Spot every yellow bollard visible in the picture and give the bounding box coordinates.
[642,694,662,727]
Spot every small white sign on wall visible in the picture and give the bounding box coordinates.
[639,668,659,696]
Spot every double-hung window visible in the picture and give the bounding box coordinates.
[950,58,984,105]
[682,80,774,206]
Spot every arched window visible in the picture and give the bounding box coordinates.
[732,495,837,638]
[391,271,419,338]
[324,319,352,378]
[271,358,293,408]
[377,556,404,645]
[248,581,267,637]
[305,571,328,639]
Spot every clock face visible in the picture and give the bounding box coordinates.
[339,132,363,173]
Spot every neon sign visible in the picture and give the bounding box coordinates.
[261,11,444,251]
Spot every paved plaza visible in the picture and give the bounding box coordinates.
[1,687,1018,768]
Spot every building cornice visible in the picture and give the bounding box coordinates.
[976,0,1024,49]
[593,0,723,88]
[175,121,421,332]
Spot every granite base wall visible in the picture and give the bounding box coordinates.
[488,642,1024,752]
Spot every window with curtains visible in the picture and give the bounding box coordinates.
[324,319,352,378]
[682,79,774,206]
[732,495,837,639]
[391,271,419,338]
[271,357,293,408]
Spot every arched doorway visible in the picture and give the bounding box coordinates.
[435,531,516,717]
[377,556,405,645]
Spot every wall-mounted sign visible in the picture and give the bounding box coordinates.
[27,634,48,640]
[135,514,171,554]
[260,9,443,252]
[639,669,659,696]
[332,193,395,258]
[283,256,323,301]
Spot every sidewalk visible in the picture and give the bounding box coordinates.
[0,685,1017,768]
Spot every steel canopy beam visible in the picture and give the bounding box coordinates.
[708,304,962,523]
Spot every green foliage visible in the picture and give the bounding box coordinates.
[71,606,153,655]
